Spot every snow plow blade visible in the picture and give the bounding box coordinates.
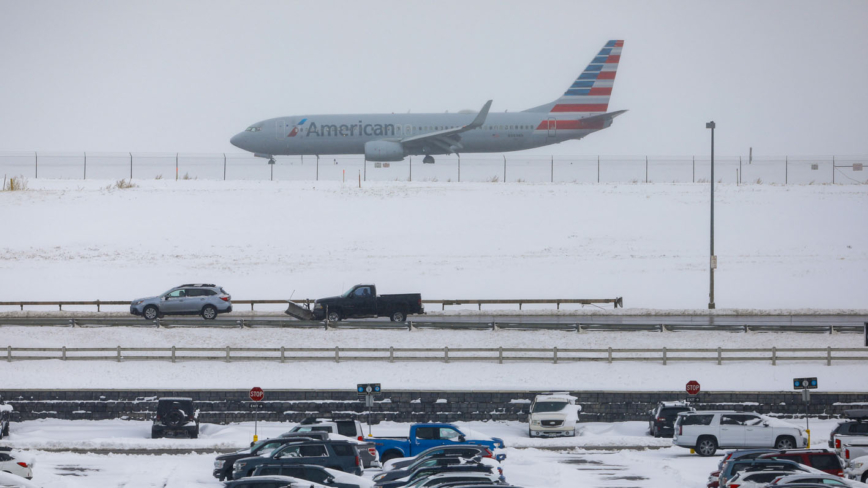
[285,301,316,320]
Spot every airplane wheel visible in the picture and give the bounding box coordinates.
[423,155,435,164]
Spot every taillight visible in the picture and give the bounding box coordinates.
[729,484,740,488]
[358,436,363,441]
[368,447,377,456]
[483,448,493,458]
[678,424,683,435]
[836,470,844,477]
[657,417,665,422]
[845,449,850,459]
[220,296,230,302]
[836,439,841,449]
[17,462,28,468]
[355,456,360,466]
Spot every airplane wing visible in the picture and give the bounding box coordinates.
[399,100,492,153]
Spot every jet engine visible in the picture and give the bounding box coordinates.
[364,140,405,162]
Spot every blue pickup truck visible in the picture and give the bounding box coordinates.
[370,423,505,463]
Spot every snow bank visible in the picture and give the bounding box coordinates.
[0,180,865,310]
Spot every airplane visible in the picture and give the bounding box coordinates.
[230,40,626,164]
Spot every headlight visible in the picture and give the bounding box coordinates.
[532,420,541,426]
[135,300,144,305]
[855,462,864,468]
[315,303,323,309]
[374,474,386,481]
[234,461,246,469]
[214,460,224,468]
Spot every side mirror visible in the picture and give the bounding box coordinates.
[326,477,335,484]
[458,435,466,442]
[762,422,769,427]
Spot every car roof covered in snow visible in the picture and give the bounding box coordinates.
[533,393,576,403]
[158,397,193,402]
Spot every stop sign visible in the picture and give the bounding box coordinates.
[686,381,701,395]
[249,387,264,402]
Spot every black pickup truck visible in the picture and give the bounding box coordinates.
[289,284,423,322]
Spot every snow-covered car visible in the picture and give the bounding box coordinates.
[648,400,694,438]
[769,472,860,486]
[844,454,868,483]
[673,411,807,456]
[726,469,798,488]
[0,448,33,481]
[223,475,327,488]
[286,418,380,468]
[251,464,374,488]
[527,392,581,438]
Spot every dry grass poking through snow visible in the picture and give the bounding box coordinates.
[107,179,138,190]
[2,176,28,191]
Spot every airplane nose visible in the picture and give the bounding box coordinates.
[230,132,246,149]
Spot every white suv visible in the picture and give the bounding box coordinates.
[673,411,807,456]
[528,393,581,437]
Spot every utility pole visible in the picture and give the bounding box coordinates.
[706,121,717,309]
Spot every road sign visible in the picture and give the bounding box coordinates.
[249,386,264,402]
[357,383,381,395]
[686,381,701,395]
[793,377,818,390]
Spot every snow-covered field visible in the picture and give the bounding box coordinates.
[0,180,866,310]
[0,326,865,390]
[0,418,843,487]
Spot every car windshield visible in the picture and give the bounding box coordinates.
[340,286,356,298]
[532,401,569,413]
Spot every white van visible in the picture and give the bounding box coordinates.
[528,393,581,438]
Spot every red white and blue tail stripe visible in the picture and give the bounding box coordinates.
[524,40,623,116]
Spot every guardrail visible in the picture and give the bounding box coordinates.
[0,318,862,334]
[3,345,865,365]
[0,297,623,312]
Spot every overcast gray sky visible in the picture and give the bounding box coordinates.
[1,0,866,157]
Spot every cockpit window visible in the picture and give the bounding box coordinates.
[245,126,261,132]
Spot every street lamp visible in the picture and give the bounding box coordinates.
[706,121,716,310]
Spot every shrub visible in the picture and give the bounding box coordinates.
[2,176,28,191]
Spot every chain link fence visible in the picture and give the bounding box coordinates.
[1,151,866,184]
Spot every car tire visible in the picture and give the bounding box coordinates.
[327,310,341,322]
[201,305,217,320]
[143,305,159,320]
[390,310,406,322]
[774,436,796,450]
[861,472,868,484]
[380,450,403,463]
[696,436,717,457]
[151,429,162,439]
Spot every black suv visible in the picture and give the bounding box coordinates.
[151,397,199,438]
[214,435,321,481]
[648,401,694,438]
[232,440,362,479]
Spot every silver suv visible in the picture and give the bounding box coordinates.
[130,284,232,320]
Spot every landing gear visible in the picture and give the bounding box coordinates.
[423,155,435,164]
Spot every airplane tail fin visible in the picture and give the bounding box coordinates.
[524,40,623,115]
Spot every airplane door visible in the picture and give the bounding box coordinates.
[547,118,557,137]
[275,120,286,141]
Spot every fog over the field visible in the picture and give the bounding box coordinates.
[0,0,866,157]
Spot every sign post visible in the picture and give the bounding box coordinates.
[793,377,817,447]
[357,383,381,437]
[249,387,264,443]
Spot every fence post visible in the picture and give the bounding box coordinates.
[498,346,503,364]
[832,155,835,184]
[827,346,831,366]
[717,347,721,365]
[97,300,100,312]
[281,346,285,363]
[445,346,449,363]
[772,346,776,366]
[117,345,122,363]
[225,346,231,362]
[551,155,554,183]
[175,153,179,181]
[739,156,742,185]
[553,346,558,364]
[607,347,612,363]
[62,346,67,361]
[171,345,176,363]
[662,347,667,365]
[223,153,227,181]
[389,346,394,363]
[335,346,340,363]
[645,156,648,183]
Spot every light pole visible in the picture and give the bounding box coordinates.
[706,121,716,309]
